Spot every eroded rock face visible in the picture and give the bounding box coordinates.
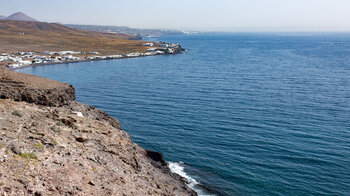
[0,99,197,195]
[0,69,197,195]
[0,69,75,106]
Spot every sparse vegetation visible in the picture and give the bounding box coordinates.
[12,110,22,117]
[56,121,64,126]
[51,126,61,133]
[19,153,38,160]
[34,143,44,149]
[50,138,58,145]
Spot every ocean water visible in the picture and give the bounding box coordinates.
[18,33,350,196]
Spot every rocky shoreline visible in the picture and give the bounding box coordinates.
[0,69,197,195]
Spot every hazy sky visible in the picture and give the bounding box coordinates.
[1,0,350,32]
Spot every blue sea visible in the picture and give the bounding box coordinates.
[18,33,350,196]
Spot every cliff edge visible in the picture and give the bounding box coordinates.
[0,69,196,195]
[0,69,75,106]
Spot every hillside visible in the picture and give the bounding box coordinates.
[0,20,148,55]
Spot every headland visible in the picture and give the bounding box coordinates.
[0,68,196,195]
[0,20,194,195]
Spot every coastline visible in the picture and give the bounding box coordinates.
[0,66,197,195]
[7,51,185,71]
[0,47,202,195]
[0,18,203,196]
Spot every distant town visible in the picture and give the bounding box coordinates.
[1,42,185,69]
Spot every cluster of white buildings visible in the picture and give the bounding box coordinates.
[1,51,85,68]
[143,41,182,54]
[143,43,155,47]
[86,54,123,60]
[1,53,33,68]
[143,42,180,48]
[86,51,165,60]
[42,51,83,55]
[1,42,183,69]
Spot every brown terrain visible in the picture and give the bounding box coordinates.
[0,69,197,195]
[0,69,75,106]
[0,20,149,55]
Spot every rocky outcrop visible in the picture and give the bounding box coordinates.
[0,69,197,195]
[173,45,186,54]
[0,99,196,195]
[0,69,75,106]
[146,150,168,167]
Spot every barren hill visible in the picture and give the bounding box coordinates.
[0,20,148,55]
[5,12,37,22]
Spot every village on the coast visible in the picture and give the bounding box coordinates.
[1,42,184,69]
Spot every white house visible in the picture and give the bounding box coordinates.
[143,43,154,46]
[8,64,20,68]
[6,56,22,62]
[19,60,32,65]
[42,51,57,55]
[59,51,81,55]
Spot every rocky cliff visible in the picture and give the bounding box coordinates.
[0,69,196,195]
[0,69,75,107]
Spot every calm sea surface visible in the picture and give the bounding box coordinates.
[18,33,350,196]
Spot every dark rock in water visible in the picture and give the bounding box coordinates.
[146,150,168,167]
[174,46,186,54]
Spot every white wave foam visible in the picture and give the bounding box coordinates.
[168,162,215,196]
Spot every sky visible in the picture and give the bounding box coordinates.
[1,0,350,32]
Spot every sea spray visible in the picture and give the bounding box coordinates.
[169,162,215,196]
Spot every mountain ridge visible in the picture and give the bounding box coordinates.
[1,12,37,22]
[0,12,185,38]
[65,24,185,37]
